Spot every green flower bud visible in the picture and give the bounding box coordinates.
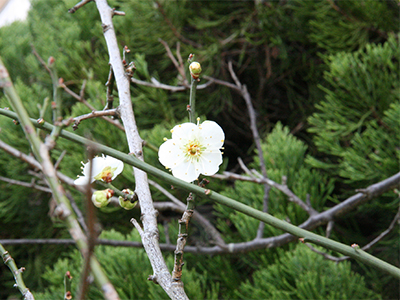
[92,189,113,208]
[189,62,202,79]
[119,189,138,210]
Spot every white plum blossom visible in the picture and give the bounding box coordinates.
[158,120,225,182]
[74,155,124,186]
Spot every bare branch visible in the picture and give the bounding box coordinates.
[0,139,86,193]
[68,0,93,14]
[95,1,188,298]
[0,175,51,193]
[158,38,189,87]
[202,75,240,92]
[214,170,317,216]
[72,108,120,130]
[131,76,213,92]
[54,150,67,170]
[172,193,194,282]
[2,190,399,257]
[305,202,400,264]
[105,66,115,109]
[31,44,50,73]
[155,3,202,48]
[60,81,125,131]
[149,180,227,248]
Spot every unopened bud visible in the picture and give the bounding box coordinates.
[189,62,202,79]
[92,189,114,208]
[48,56,55,66]
[119,189,138,210]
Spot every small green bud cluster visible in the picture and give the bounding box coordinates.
[92,189,114,208]
[119,189,138,210]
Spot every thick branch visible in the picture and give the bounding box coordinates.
[94,1,188,299]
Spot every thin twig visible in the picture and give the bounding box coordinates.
[105,66,115,110]
[172,193,194,281]
[202,75,240,92]
[68,0,93,13]
[213,171,318,216]
[131,76,213,92]
[72,108,120,130]
[66,192,89,234]
[60,82,125,131]
[155,3,202,48]
[307,203,400,262]
[0,175,51,193]
[158,39,189,87]
[54,150,67,170]
[148,180,227,248]
[0,244,34,300]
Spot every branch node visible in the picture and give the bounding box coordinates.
[147,275,158,284]
[112,8,125,17]
[68,0,93,14]
[101,23,111,33]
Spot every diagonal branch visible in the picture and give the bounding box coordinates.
[1,107,399,278]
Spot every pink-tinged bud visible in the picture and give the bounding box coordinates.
[189,61,202,79]
[48,56,55,66]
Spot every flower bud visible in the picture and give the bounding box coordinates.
[119,189,138,210]
[189,62,202,79]
[92,189,114,208]
[48,56,55,66]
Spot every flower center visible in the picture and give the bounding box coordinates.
[185,140,203,159]
[94,166,116,183]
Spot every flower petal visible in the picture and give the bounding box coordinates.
[74,175,91,186]
[197,152,223,176]
[103,156,124,179]
[199,121,225,148]
[77,155,124,184]
[158,139,183,169]
[171,160,199,182]
[171,122,197,141]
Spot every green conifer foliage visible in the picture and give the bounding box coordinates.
[235,244,380,299]
[35,230,219,300]
[308,35,399,183]
[217,123,334,239]
[0,0,399,298]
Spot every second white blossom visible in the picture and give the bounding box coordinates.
[74,155,124,186]
[158,120,224,182]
